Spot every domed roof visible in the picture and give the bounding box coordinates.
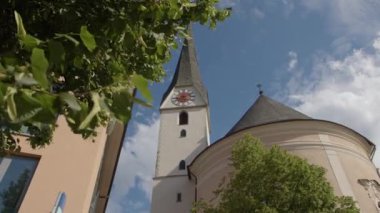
[226,95,311,136]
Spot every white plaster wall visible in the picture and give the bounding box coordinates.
[155,107,209,177]
[151,176,195,213]
[151,87,209,213]
[152,87,210,213]
[190,120,379,212]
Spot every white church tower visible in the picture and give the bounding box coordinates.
[151,28,210,213]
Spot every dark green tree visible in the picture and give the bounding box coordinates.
[194,135,359,213]
[0,0,230,153]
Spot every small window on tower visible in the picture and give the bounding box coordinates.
[180,129,186,138]
[179,111,188,125]
[179,160,186,170]
[177,193,182,202]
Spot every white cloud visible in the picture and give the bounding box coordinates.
[299,0,380,38]
[282,51,308,97]
[106,199,124,213]
[251,7,265,19]
[128,200,145,210]
[134,111,144,119]
[285,34,380,165]
[107,115,160,212]
[288,51,298,71]
[373,33,380,51]
[229,0,380,39]
[331,37,354,56]
[281,0,295,16]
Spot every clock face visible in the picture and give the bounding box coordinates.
[171,89,195,106]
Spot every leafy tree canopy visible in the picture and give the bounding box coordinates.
[0,0,230,153]
[194,135,359,213]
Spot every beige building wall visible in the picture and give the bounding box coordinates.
[16,116,108,213]
[190,120,379,212]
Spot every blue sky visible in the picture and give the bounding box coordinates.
[106,1,380,212]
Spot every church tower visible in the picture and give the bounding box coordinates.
[151,28,210,213]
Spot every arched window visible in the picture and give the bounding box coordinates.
[180,129,186,138]
[179,160,186,170]
[179,111,188,125]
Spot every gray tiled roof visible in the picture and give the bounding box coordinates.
[226,95,311,136]
[161,27,208,105]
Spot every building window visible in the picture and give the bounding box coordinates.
[17,125,30,136]
[0,156,39,212]
[180,129,186,138]
[177,193,182,202]
[179,112,188,125]
[179,160,186,170]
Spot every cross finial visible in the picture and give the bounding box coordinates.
[257,84,263,95]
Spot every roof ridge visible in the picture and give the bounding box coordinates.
[226,95,311,136]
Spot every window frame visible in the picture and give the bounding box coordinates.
[179,160,186,170]
[179,111,188,125]
[180,129,186,138]
[0,153,40,212]
[176,193,182,202]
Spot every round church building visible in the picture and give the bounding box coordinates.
[189,95,380,212]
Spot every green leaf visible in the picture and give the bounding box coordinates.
[156,41,166,56]
[109,88,132,123]
[31,48,49,89]
[14,11,26,38]
[59,92,81,111]
[0,64,7,80]
[139,5,147,11]
[2,57,17,66]
[132,97,152,108]
[131,74,152,103]
[12,91,43,123]
[73,56,83,68]
[66,116,76,125]
[22,34,41,49]
[0,84,4,105]
[16,107,42,123]
[78,92,101,130]
[5,87,17,121]
[14,72,38,86]
[138,36,147,48]
[183,3,196,8]
[80,26,96,52]
[33,93,58,123]
[48,40,65,66]
[55,33,80,46]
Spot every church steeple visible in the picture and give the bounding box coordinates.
[152,25,210,213]
[161,26,208,105]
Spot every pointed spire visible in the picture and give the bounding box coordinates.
[226,95,311,136]
[161,25,208,105]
